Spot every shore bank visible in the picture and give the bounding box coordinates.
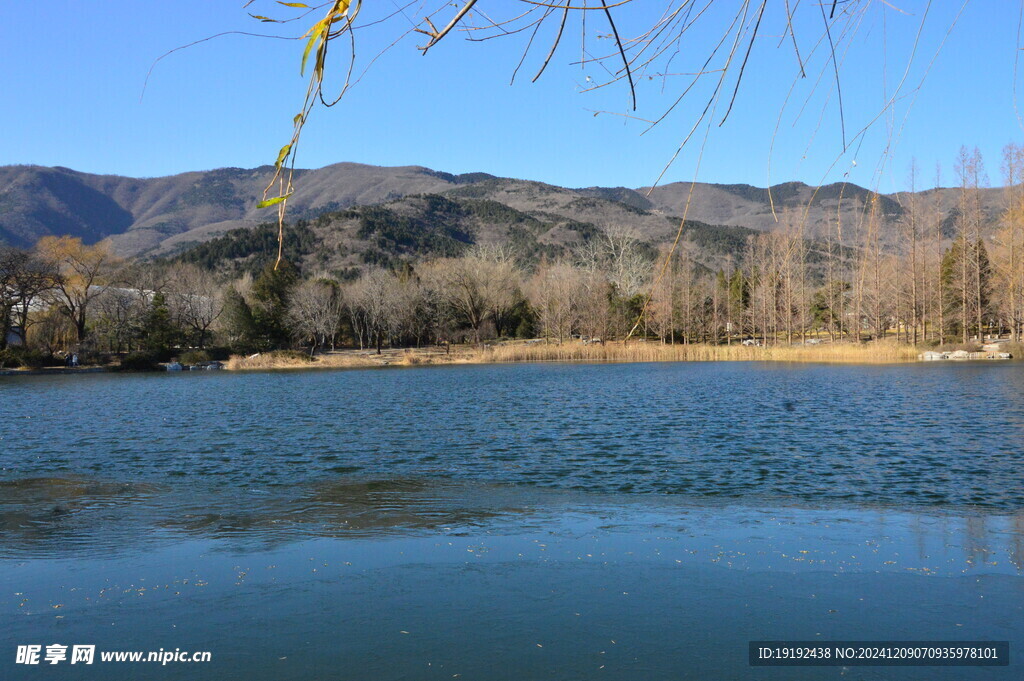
[4,340,1017,376]
[225,340,924,371]
[0,366,108,376]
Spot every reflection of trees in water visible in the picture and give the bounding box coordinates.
[157,478,527,543]
[903,511,1024,573]
[965,515,991,566]
[1010,515,1024,572]
[0,477,162,554]
[0,477,532,555]
[0,476,161,503]
[3,476,1024,573]
[910,514,927,563]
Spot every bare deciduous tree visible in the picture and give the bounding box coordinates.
[288,278,343,355]
[345,268,393,353]
[528,262,583,343]
[420,256,495,344]
[167,263,224,349]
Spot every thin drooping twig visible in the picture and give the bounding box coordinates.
[783,0,806,78]
[464,8,542,41]
[718,0,766,126]
[643,1,750,192]
[640,2,745,135]
[533,1,570,82]
[510,8,551,84]
[820,0,847,151]
[1014,0,1024,133]
[320,21,358,107]
[516,0,634,8]
[767,3,868,220]
[416,0,480,53]
[583,108,656,124]
[580,0,586,75]
[599,0,636,110]
[621,1,695,79]
[141,31,300,103]
[778,0,962,251]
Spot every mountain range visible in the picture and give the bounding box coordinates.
[0,162,1009,263]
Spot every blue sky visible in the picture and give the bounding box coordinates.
[1,1,1021,191]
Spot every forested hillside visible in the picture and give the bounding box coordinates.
[167,192,784,281]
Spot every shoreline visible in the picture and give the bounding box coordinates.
[226,340,925,371]
[0,366,109,377]
[4,340,1018,376]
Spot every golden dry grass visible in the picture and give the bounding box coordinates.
[225,347,480,371]
[226,340,920,371]
[475,340,919,364]
[225,352,314,371]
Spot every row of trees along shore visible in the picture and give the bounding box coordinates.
[3,149,1024,367]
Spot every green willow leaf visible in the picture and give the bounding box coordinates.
[301,29,322,75]
[257,194,292,209]
[275,144,293,170]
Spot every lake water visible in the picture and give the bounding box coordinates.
[2,362,1023,679]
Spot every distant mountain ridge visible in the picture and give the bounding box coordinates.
[0,162,1008,257]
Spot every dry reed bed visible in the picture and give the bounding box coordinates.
[225,353,311,370]
[225,347,483,370]
[227,351,411,371]
[476,341,920,364]
[226,341,920,370]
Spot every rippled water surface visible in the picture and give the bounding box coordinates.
[2,362,1023,680]
[3,361,1024,508]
